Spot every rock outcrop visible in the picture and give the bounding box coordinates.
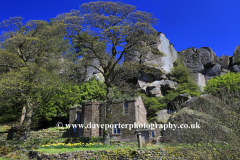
[125,32,178,77]
[76,32,240,93]
[220,55,230,69]
[157,33,178,74]
[232,45,240,65]
[167,94,191,112]
[78,58,105,82]
[146,80,177,97]
[178,47,229,91]
[161,94,239,143]
[152,109,171,123]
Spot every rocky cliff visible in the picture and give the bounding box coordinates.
[78,32,240,94]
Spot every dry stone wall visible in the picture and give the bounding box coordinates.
[28,148,176,160]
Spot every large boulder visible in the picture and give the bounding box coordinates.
[197,47,218,67]
[167,94,191,112]
[161,94,239,143]
[178,47,204,73]
[146,80,177,97]
[138,80,148,92]
[220,55,230,69]
[161,107,237,143]
[178,47,223,91]
[152,109,171,123]
[232,65,240,72]
[146,81,163,97]
[203,63,222,81]
[178,47,220,73]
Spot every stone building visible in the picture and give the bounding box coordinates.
[69,96,155,142]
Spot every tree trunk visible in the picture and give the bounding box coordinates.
[19,99,33,140]
[19,106,26,125]
[103,86,113,145]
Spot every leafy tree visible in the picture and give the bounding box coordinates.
[0,49,26,74]
[56,1,158,144]
[0,17,69,139]
[36,78,107,123]
[143,96,163,117]
[0,65,63,133]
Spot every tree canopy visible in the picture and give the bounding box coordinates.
[55,1,159,144]
[0,17,71,139]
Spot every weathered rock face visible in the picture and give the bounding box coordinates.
[197,47,217,67]
[178,47,204,73]
[191,73,206,92]
[232,45,240,65]
[220,55,230,69]
[203,63,222,80]
[232,65,240,72]
[124,32,178,77]
[146,80,177,97]
[138,80,148,92]
[178,47,227,91]
[157,33,178,74]
[75,32,240,93]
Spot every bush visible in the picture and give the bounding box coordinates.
[169,59,200,97]
[204,72,240,96]
[142,96,165,117]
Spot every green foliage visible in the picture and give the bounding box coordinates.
[139,94,166,117]
[0,65,62,124]
[136,59,200,118]
[0,17,71,129]
[168,60,200,97]
[204,72,240,96]
[36,78,107,122]
[151,48,166,57]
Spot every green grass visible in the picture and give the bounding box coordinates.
[36,143,161,154]
[40,127,68,132]
[0,157,12,160]
[0,125,11,132]
[160,142,195,149]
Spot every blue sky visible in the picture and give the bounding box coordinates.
[0,0,239,57]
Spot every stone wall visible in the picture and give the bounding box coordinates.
[28,148,174,160]
[83,102,100,137]
[135,96,147,124]
[69,105,83,137]
[0,131,70,141]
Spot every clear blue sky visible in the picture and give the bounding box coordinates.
[0,0,239,57]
